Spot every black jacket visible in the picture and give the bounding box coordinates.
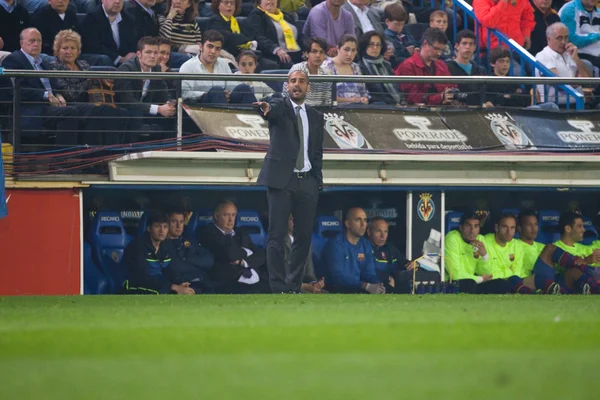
[31,5,81,55]
[446,60,489,106]
[1,50,53,102]
[82,6,137,63]
[199,223,266,285]
[114,57,170,115]
[206,13,254,57]
[0,4,30,53]
[485,72,531,108]
[246,8,298,60]
[168,236,214,282]
[257,97,324,189]
[124,0,160,43]
[529,1,561,58]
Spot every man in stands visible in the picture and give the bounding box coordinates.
[342,0,384,38]
[529,0,561,57]
[367,216,409,293]
[383,3,417,67]
[480,213,560,294]
[82,0,137,66]
[473,0,535,51]
[124,0,159,41]
[285,215,326,293]
[166,208,215,293]
[428,10,452,61]
[559,0,600,69]
[535,22,589,104]
[303,0,355,57]
[395,28,459,106]
[446,29,488,107]
[179,30,257,104]
[320,207,385,294]
[199,200,269,293]
[283,37,332,106]
[485,47,532,107]
[2,28,81,145]
[124,211,197,295]
[516,210,545,277]
[0,0,30,56]
[115,36,175,133]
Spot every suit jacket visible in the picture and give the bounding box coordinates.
[342,3,384,38]
[246,8,299,58]
[114,57,169,115]
[31,5,81,55]
[199,223,266,285]
[82,6,137,63]
[206,14,254,57]
[257,97,324,189]
[1,50,52,103]
[284,234,317,283]
[124,0,160,43]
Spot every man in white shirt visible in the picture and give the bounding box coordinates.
[535,22,590,104]
[342,0,384,38]
[179,30,258,104]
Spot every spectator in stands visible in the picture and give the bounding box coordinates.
[158,0,202,55]
[247,0,302,68]
[124,0,160,41]
[2,28,82,145]
[234,50,275,99]
[208,0,257,59]
[302,0,355,57]
[473,0,535,51]
[428,10,452,61]
[320,207,385,294]
[166,208,215,293]
[115,36,176,132]
[486,47,532,107]
[282,37,332,106]
[82,0,138,66]
[367,216,409,293]
[31,0,80,56]
[49,29,130,145]
[157,37,172,72]
[516,210,545,278]
[124,211,197,295]
[535,22,589,104]
[342,0,384,38]
[285,215,327,293]
[179,30,257,103]
[383,3,417,68]
[446,30,488,106]
[358,31,407,105]
[322,34,370,104]
[395,28,459,106]
[559,0,600,69]
[199,200,269,294]
[0,0,30,53]
[529,0,561,57]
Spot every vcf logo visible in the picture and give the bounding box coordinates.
[417,193,435,222]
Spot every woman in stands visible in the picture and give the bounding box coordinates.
[233,50,275,99]
[246,0,302,68]
[159,0,203,55]
[49,29,129,146]
[322,35,370,105]
[207,0,256,59]
[358,31,407,106]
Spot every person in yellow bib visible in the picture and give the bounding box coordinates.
[207,0,259,60]
[516,210,545,278]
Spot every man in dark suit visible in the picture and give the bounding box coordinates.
[114,36,175,135]
[254,70,324,293]
[81,0,137,66]
[31,0,80,55]
[342,0,384,38]
[199,200,269,294]
[2,28,81,145]
[123,0,159,43]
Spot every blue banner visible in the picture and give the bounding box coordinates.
[0,135,7,219]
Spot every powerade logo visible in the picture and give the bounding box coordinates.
[101,216,120,222]
[239,216,259,222]
[225,115,270,140]
[557,120,600,144]
[321,221,339,227]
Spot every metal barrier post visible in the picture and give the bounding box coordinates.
[12,79,21,154]
[176,77,182,149]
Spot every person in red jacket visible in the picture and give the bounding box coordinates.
[394,28,459,106]
[473,0,536,50]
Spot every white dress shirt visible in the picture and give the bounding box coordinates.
[348,2,374,33]
[102,5,123,65]
[535,46,582,104]
[291,100,311,173]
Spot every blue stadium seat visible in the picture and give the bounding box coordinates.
[582,216,598,245]
[196,17,211,33]
[236,210,267,247]
[83,241,109,295]
[136,211,149,237]
[445,211,463,234]
[185,208,214,237]
[538,209,561,244]
[260,69,288,92]
[311,216,342,258]
[87,212,133,293]
[404,23,429,44]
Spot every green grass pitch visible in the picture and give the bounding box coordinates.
[0,295,598,399]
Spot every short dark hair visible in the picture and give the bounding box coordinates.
[495,212,517,226]
[156,37,172,48]
[422,28,448,47]
[237,49,257,63]
[490,47,511,64]
[384,3,407,22]
[166,208,186,218]
[137,36,159,52]
[459,211,482,225]
[430,10,447,21]
[213,199,236,215]
[304,37,327,53]
[211,0,241,15]
[337,34,357,49]
[358,31,386,57]
[202,30,224,45]
[455,29,476,45]
[147,211,168,227]
[559,211,582,234]
[517,209,538,226]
